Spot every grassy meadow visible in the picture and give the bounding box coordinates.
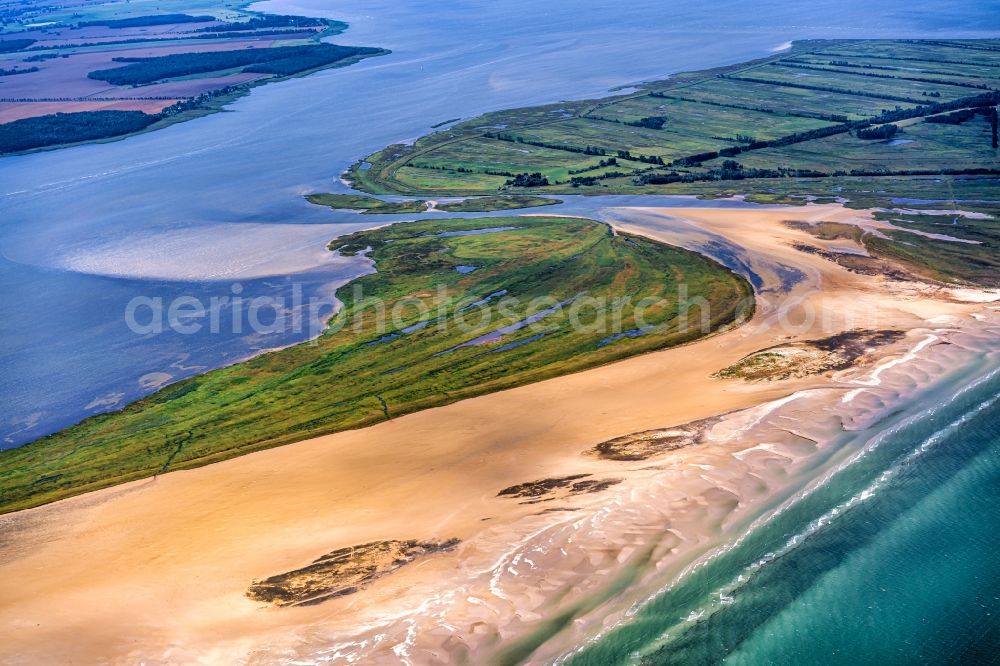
[351,39,1000,197]
[348,39,1000,287]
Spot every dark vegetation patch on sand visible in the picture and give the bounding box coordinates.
[497,474,624,504]
[0,1,385,154]
[716,329,906,381]
[247,539,460,607]
[791,242,915,281]
[785,220,865,243]
[586,417,722,461]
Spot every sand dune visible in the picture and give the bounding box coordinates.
[0,204,994,664]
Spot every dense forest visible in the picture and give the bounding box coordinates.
[0,38,35,52]
[0,66,38,76]
[243,45,372,75]
[0,111,158,154]
[89,44,378,85]
[77,14,213,28]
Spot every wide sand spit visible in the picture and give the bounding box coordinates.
[1,204,997,664]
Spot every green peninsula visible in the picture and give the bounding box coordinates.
[0,216,750,513]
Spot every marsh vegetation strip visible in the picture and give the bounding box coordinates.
[349,38,1000,288]
[0,0,385,153]
[790,211,1000,287]
[306,193,560,214]
[0,216,751,513]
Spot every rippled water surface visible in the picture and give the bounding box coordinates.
[566,340,1000,665]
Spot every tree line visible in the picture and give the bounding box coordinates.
[819,58,987,81]
[676,90,1000,164]
[813,51,996,69]
[194,14,336,32]
[89,44,377,85]
[628,90,1000,183]
[649,91,850,123]
[0,66,38,76]
[0,38,34,53]
[721,74,931,105]
[0,111,159,154]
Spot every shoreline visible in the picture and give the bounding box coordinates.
[0,194,816,451]
[0,204,995,662]
[0,49,391,158]
[0,3,389,159]
[0,214,753,512]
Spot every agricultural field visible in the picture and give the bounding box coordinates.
[351,39,1000,198]
[0,0,385,152]
[860,206,1000,286]
[0,216,751,513]
[349,39,999,288]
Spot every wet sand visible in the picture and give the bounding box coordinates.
[0,204,995,664]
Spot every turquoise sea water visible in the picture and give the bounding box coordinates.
[566,353,1000,665]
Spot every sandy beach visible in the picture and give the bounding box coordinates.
[0,204,995,664]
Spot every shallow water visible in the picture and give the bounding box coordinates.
[235,316,1000,666]
[2,0,998,445]
[564,332,1000,665]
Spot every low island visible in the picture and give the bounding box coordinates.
[346,39,1000,287]
[0,36,998,666]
